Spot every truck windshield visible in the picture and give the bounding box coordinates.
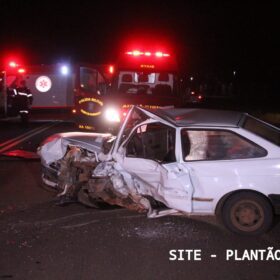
[114,71,175,96]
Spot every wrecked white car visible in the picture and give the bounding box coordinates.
[38,106,280,235]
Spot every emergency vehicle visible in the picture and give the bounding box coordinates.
[73,48,184,131]
[0,61,33,122]
[1,60,112,123]
[15,63,109,114]
[1,47,183,129]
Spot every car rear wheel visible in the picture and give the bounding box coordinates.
[221,192,273,235]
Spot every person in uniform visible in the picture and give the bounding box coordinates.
[7,78,33,122]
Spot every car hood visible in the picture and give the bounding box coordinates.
[38,131,113,165]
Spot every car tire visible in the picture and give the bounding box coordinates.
[221,191,273,235]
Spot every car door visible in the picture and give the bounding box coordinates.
[119,121,194,213]
[180,128,268,213]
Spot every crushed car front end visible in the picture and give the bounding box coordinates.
[37,131,115,190]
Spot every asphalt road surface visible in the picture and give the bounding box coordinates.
[0,116,280,280]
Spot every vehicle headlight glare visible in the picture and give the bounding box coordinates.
[104,108,120,122]
[60,65,69,75]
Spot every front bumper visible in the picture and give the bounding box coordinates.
[41,163,60,190]
[269,194,280,215]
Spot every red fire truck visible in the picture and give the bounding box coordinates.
[73,48,184,131]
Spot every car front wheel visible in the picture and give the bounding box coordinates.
[221,192,273,235]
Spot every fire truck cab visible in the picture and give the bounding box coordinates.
[74,48,183,131]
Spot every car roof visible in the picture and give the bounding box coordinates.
[146,107,246,127]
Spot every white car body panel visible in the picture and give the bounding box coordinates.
[118,157,193,213]
[39,106,280,219]
[175,126,280,214]
[185,157,280,213]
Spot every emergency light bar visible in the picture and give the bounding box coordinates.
[9,61,18,68]
[125,50,170,57]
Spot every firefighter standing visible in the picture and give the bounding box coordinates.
[7,79,33,123]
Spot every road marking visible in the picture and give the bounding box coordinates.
[0,122,58,154]
[0,123,52,148]
[61,220,99,229]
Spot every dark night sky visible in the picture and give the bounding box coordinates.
[0,0,279,82]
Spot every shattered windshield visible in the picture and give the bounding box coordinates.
[120,107,150,146]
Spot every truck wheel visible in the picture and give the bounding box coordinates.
[221,192,273,235]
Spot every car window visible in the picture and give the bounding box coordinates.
[242,116,280,147]
[126,122,176,163]
[181,129,267,161]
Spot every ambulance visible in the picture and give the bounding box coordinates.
[0,61,110,122]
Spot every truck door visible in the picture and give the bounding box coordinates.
[74,66,109,130]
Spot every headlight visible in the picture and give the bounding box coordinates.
[104,108,120,122]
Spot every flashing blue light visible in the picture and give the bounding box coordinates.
[61,65,69,75]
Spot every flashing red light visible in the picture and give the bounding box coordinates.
[108,65,114,74]
[126,50,142,56]
[126,50,170,58]
[198,95,203,99]
[155,52,163,57]
[132,50,143,56]
[155,52,170,57]
[9,61,18,68]
[18,68,26,73]
[72,109,77,114]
